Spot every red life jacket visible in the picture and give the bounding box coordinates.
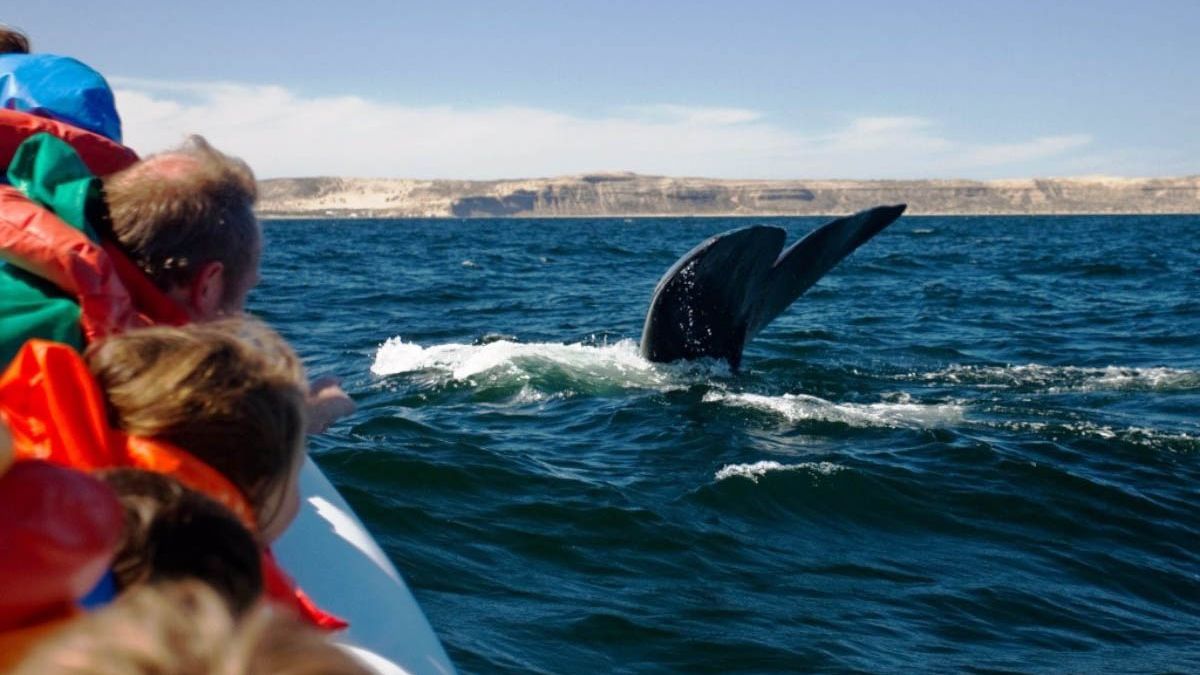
[0,340,348,630]
[0,109,135,177]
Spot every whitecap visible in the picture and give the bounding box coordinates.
[704,391,964,429]
[714,460,845,483]
[992,419,1199,452]
[912,364,1199,392]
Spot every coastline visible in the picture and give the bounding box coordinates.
[257,173,1200,218]
[257,210,1200,220]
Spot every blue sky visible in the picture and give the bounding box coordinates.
[8,1,1198,179]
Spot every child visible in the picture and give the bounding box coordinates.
[0,318,344,629]
[97,468,263,615]
[83,317,308,542]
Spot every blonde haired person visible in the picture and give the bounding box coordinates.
[13,581,371,675]
[84,317,307,542]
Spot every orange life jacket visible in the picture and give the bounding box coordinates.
[0,340,347,630]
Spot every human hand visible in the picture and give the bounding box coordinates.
[306,376,356,434]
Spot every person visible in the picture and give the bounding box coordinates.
[12,581,371,675]
[83,318,307,543]
[97,468,264,615]
[0,126,355,430]
[0,320,346,629]
[102,136,355,431]
[0,25,355,427]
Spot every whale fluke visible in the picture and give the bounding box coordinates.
[639,204,906,370]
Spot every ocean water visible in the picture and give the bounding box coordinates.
[251,215,1200,673]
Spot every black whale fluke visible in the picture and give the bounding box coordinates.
[639,204,906,371]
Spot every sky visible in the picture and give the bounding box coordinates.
[7,1,1199,180]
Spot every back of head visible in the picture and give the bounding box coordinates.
[84,317,306,527]
[102,136,259,308]
[96,468,263,615]
[0,25,30,54]
[13,581,371,675]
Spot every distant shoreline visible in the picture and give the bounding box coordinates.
[258,211,1200,220]
[257,172,1200,218]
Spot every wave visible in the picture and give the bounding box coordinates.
[991,420,1199,453]
[704,391,964,429]
[714,460,846,483]
[371,336,729,391]
[911,364,1200,392]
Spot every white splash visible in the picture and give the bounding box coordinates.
[714,460,846,483]
[371,336,728,389]
[705,391,964,428]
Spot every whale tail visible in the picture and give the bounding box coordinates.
[639,204,906,370]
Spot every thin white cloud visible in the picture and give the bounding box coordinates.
[111,78,1094,179]
[964,134,1093,166]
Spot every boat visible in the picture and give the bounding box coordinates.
[274,459,456,674]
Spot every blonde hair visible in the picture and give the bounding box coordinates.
[102,135,259,303]
[13,581,371,675]
[85,318,306,529]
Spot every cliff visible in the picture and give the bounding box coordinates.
[257,173,1200,218]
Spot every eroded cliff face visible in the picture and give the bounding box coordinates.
[256,173,1200,217]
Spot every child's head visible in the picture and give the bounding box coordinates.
[13,581,372,675]
[96,468,263,614]
[85,318,307,542]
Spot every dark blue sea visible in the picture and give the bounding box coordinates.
[251,215,1200,674]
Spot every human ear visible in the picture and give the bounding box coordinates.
[189,261,226,320]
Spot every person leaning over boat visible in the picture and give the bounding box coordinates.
[0,120,356,432]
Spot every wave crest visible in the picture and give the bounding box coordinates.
[913,364,1199,392]
[714,460,846,483]
[705,391,964,429]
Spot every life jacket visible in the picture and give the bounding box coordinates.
[0,460,123,670]
[0,127,187,367]
[0,340,348,631]
[0,109,136,177]
[0,53,123,143]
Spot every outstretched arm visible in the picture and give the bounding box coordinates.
[306,376,356,434]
